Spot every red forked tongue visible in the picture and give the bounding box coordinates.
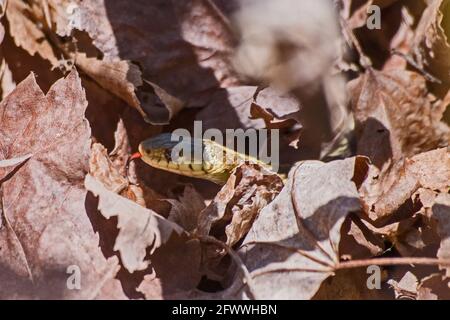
[129,152,142,161]
[126,152,142,169]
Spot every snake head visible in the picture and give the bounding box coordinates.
[138,133,180,162]
[138,133,205,171]
[137,133,231,184]
[139,133,207,163]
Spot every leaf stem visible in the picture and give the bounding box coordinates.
[336,257,450,270]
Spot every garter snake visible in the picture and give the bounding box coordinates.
[135,133,277,185]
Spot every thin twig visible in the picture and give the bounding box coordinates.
[338,14,372,69]
[245,257,450,281]
[336,257,450,270]
[41,0,52,28]
[391,49,442,84]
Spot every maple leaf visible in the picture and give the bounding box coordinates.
[234,157,366,299]
[0,70,126,299]
[85,175,205,298]
[34,0,239,124]
[85,175,186,273]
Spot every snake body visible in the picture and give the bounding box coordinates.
[138,133,274,185]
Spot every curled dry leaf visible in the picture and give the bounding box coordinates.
[349,69,450,170]
[0,70,125,299]
[89,143,128,194]
[43,0,238,124]
[250,86,303,149]
[235,157,365,299]
[73,54,150,121]
[197,163,284,247]
[5,0,59,65]
[417,273,450,300]
[359,148,450,221]
[89,142,156,208]
[84,175,185,273]
[411,0,450,95]
[166,184,206,233]
[196,86,263,131]
[251,87,301,128]
[196,85,303,146]
[388,271,418,300]
[339,216,385,260]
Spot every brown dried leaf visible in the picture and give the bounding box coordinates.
[136,235,202,299]
[252,87,302,127]
[250,87,302,148]
[349,69,450,169]
[85,175,185,273]
[74,54,150,119]
[411,0,450,96]
[196,86,263,131]
[89,143,128,194]
[388,271,418,300]
[5,0,59,65]
[0,70,125,299]
[339,217,385,260]
[197,163,283,247]
[166,185,206,233]
[47,0,238,123]
[418,273,450,300]
[360,148,450,221]
[236,157,365,299]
